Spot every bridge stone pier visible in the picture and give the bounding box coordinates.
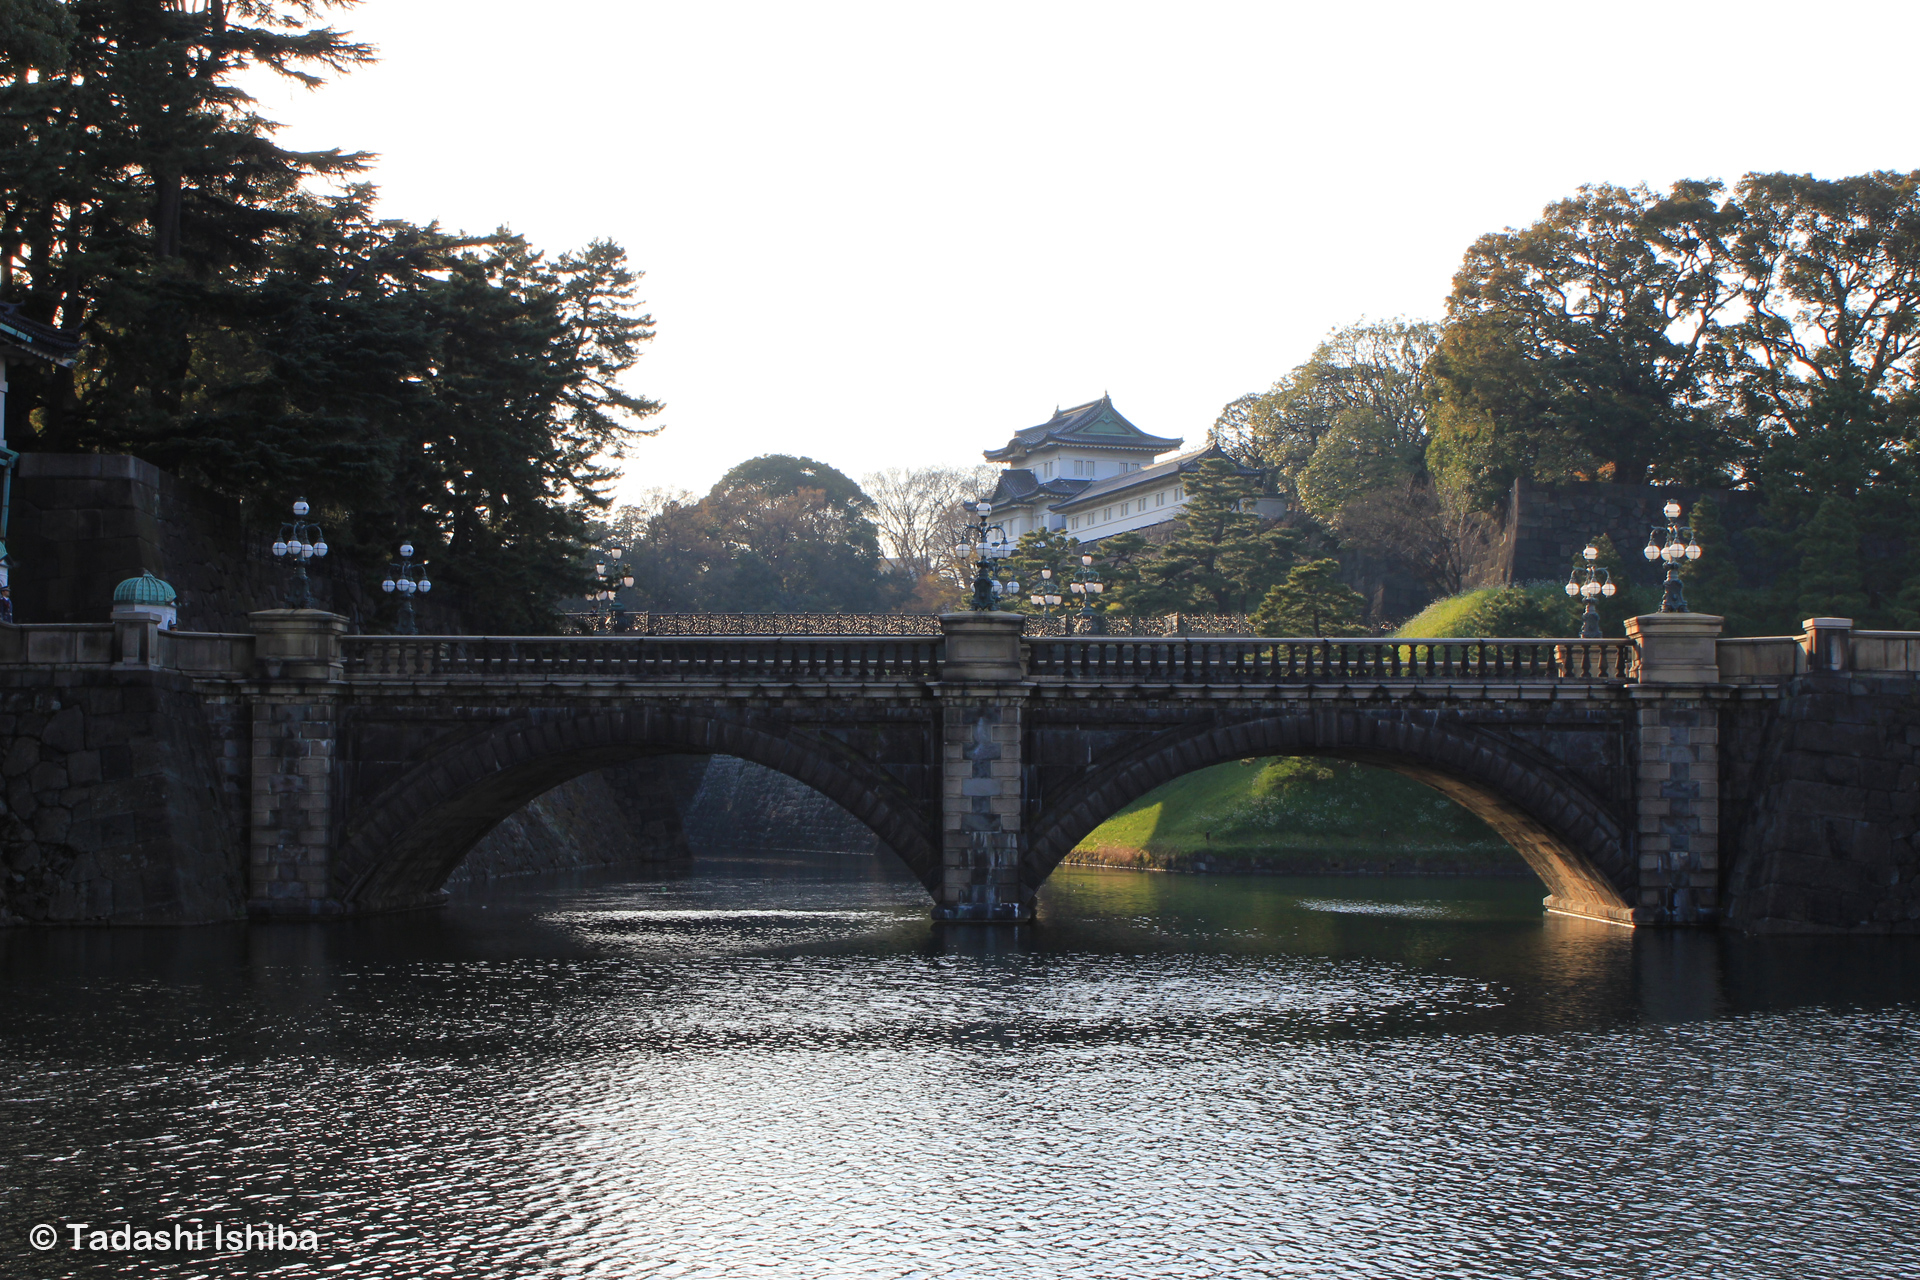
[2,608,1917,931]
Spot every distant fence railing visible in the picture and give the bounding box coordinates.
[1025,637,1638,683]
[556,612,1265,637]
[560,613,942,636]
[341,635,943,681]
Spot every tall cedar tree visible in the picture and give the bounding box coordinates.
[0,1,661,632]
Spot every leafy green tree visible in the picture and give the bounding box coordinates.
[1426,181,1743,505]
[1726,173,1920,493]
[1252,560,1367,636]
[718,456,880,549]
[1117,458,1301,613]
[623,459,899,613]
[1215,318,1437,515]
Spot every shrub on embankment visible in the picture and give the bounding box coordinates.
[1070,757,1527,877]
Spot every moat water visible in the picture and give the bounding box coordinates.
[2,855,1917,1278]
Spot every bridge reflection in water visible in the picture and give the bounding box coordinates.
[3,855,1915,1277]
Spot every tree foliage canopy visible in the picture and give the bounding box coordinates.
[0,0,661,632]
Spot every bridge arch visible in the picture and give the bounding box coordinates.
[334,707,940,913]
[1025,709,1635,923]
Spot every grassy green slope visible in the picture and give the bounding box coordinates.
[1395,588,1504,637]
[1074,757,1525,873]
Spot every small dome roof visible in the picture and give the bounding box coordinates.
[112,570,177,605]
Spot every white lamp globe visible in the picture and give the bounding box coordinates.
[1565,580,1580,597]
[1664,501,1681,519]
[273,541,288,557]
[399,543,414,558]
[292,499,309,517]
[381,579,396,593]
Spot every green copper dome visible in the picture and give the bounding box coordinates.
[111,570,177,606]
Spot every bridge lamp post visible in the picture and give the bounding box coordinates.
[1029,568,1063,618]
[1645,500,1702,613]
[1564,543,1617,639]
[270,498,328,610]
[585,547,634,631]
[380,542,432,635]
[956,500,1009,611]
[1068,553,1106,633]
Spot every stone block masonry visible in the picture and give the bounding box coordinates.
[248,690,341,915]
[936,694,1028,920]
[1632,698,1719,922]
[449,758,697,883]
[0,667,245,924]
[1723,673,1920,933]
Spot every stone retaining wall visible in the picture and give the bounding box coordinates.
[0,667,246,924]
[450,757,701,883]
[1723,674,1920,933]
[679,754,881,856]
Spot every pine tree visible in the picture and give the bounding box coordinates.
[1117,458,1300,613]
[1252,559,1367,636]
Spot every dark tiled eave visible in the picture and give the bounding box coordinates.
[0,305,80,367]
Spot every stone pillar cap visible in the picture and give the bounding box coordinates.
[1801,617,1853,630]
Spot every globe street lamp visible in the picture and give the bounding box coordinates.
[1067,553,1106,634]
[270,498,328,609]
[1028,567,1064,618]
[955,500,1009,611]
[1563,542,1617,639]
[584,546,634,631]
[1644,500,1702,613]
[380,541,432,634]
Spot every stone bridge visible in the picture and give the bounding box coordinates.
[3,609,1918,932]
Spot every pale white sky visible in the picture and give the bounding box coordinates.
[250,0,1920,503]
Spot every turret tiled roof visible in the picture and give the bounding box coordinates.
[983,396,1182,462]
[985,469,1091,509]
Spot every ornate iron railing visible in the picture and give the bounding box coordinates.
[559,612,944,636]
[1025,637,1638,683]
[555,612,1264,637]
[341,635,943,680]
